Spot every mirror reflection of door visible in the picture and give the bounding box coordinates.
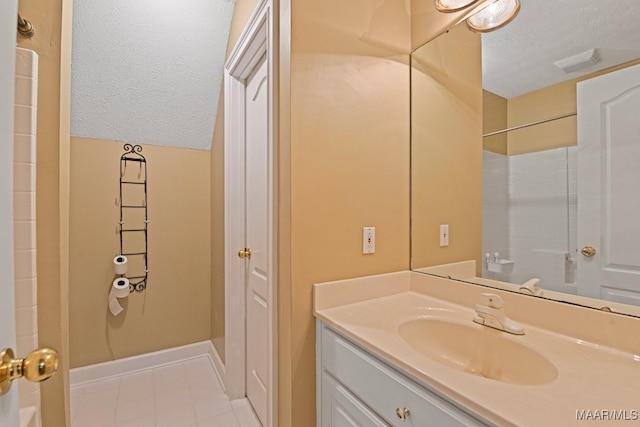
[577,64,640,305]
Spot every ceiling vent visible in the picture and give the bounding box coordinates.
[553,48,601,73]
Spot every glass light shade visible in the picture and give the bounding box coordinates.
[434,0,482,13]
[466,0,520,32]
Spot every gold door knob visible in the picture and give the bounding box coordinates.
[0,347,59,395]
[237,248,252,259]
[581,246,597,257]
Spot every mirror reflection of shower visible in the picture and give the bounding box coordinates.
[482,145,577,294]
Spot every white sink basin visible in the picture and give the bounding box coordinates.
[398,318,558,385]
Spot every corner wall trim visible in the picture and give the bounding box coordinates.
[208,340,226,392]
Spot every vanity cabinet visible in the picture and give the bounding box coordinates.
[317,321,491,427]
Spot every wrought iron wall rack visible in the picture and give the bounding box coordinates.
[119,144,149,292]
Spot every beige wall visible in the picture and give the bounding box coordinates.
[489,59,640,156]
[286,0,412,425]
[506,79,578,155]
[18,0,72,425]
[69,138,211,367]
[410,23,483,271]
[482,90,508,154]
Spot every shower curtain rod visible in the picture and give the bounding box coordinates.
[17,13,35,38]
[482,112,577,138]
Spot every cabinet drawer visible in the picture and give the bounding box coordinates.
[322,372,389,427]
[321,325,488,427]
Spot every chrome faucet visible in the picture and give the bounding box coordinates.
[473,293,525,335]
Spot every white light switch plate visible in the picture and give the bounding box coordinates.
[363,227,375,254]
[440,224,449,247]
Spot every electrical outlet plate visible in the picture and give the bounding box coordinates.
[363,227,375,254]
[439,224,449,247]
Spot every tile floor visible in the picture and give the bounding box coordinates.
[70,356,261,427]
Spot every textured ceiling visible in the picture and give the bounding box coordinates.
[482,0,640,98]
[71,0,235,150]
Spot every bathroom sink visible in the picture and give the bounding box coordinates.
[398,319,558,385]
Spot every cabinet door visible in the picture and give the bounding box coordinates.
[319,323,490,427]
[322,372,390,427]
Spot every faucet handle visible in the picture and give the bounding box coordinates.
[480,293,504,309]
[520,278,543,296]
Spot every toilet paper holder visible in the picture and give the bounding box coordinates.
[118,143,149,292]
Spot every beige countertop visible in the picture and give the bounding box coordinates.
[314,271,640,427]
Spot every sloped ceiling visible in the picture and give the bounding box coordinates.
[71,0,235,150]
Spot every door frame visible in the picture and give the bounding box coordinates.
[224,0,278,425]
[1,0,19,425]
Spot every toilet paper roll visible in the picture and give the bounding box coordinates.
[108,277,130,316]
[113,255,128,275]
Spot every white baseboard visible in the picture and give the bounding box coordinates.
[70,341,216,387]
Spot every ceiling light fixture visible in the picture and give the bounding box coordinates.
[465,0,521,33]
[434,0,482,13]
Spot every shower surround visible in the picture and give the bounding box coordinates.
[13,47,41,427]
[482,147,577,293]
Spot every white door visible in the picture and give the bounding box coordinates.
[244,54,269,426]
[1,0,20,425]
[225,4,274,425]
[577,64,640,305]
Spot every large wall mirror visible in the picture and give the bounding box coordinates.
[411,0,640,317]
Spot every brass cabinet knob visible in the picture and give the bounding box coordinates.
[237,248,252,259]
[0,347,59,395]
[581,246,596,257]
[396,407,410,421]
